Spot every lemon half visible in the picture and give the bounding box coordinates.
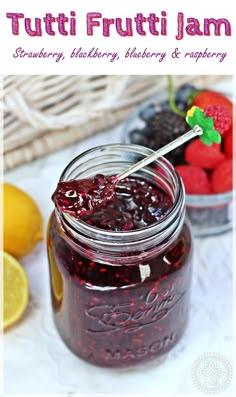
[3,252,29,330]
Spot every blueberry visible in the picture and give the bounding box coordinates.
[139,104,156,122]
[175,84,197,108]
[160,99,186,112]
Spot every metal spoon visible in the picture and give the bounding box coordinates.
[117,125,203,181]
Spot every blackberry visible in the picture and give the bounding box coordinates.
[128,109,190,166]
[145,110,190,165]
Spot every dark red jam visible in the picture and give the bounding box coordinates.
[47,174,193,368]
[52,174,117,218]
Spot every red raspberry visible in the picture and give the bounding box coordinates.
[224,128,233,158]
[185,140,226,170]
[211,159,233,193]
[193,90,232,125]
[204,105,231,137]
[176,165,212,194]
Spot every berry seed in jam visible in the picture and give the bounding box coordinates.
[47,147,193,368]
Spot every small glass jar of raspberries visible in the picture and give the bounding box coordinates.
[123,77,233,236]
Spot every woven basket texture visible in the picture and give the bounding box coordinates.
[4,75,225,171]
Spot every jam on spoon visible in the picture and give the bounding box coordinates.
[52,174,117,218]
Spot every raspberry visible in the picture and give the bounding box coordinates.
[204,105,231,137]
[176,165,212,194]
[185,140,226,170]
[193,90,232,124]
[224,128,233,158]
[211,159,233,193]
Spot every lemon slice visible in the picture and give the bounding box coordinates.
[3,252,29,330]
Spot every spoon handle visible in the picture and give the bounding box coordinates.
[117,125,203,181]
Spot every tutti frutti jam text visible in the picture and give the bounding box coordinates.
[47,152,193,368]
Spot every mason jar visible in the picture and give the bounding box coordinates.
[47,144,193,368]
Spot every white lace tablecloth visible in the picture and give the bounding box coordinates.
[4,121,233,395]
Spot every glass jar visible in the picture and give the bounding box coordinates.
[47,144,193,368]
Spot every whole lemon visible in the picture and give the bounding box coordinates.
[3,183,43,257]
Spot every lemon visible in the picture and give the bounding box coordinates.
[3,251,29,330]
[3,183,43,257]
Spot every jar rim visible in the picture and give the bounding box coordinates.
[58,144,185,243]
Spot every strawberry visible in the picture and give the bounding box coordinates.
[176,165,212,194]
[192,90,232,125]
[204,105,231,137]
[224,128,233,158]
[211,159,233,193]
[185,140,226,170]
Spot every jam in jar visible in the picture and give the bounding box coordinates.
[47,144,193,368]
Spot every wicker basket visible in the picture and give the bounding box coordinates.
[4,75,225,171]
